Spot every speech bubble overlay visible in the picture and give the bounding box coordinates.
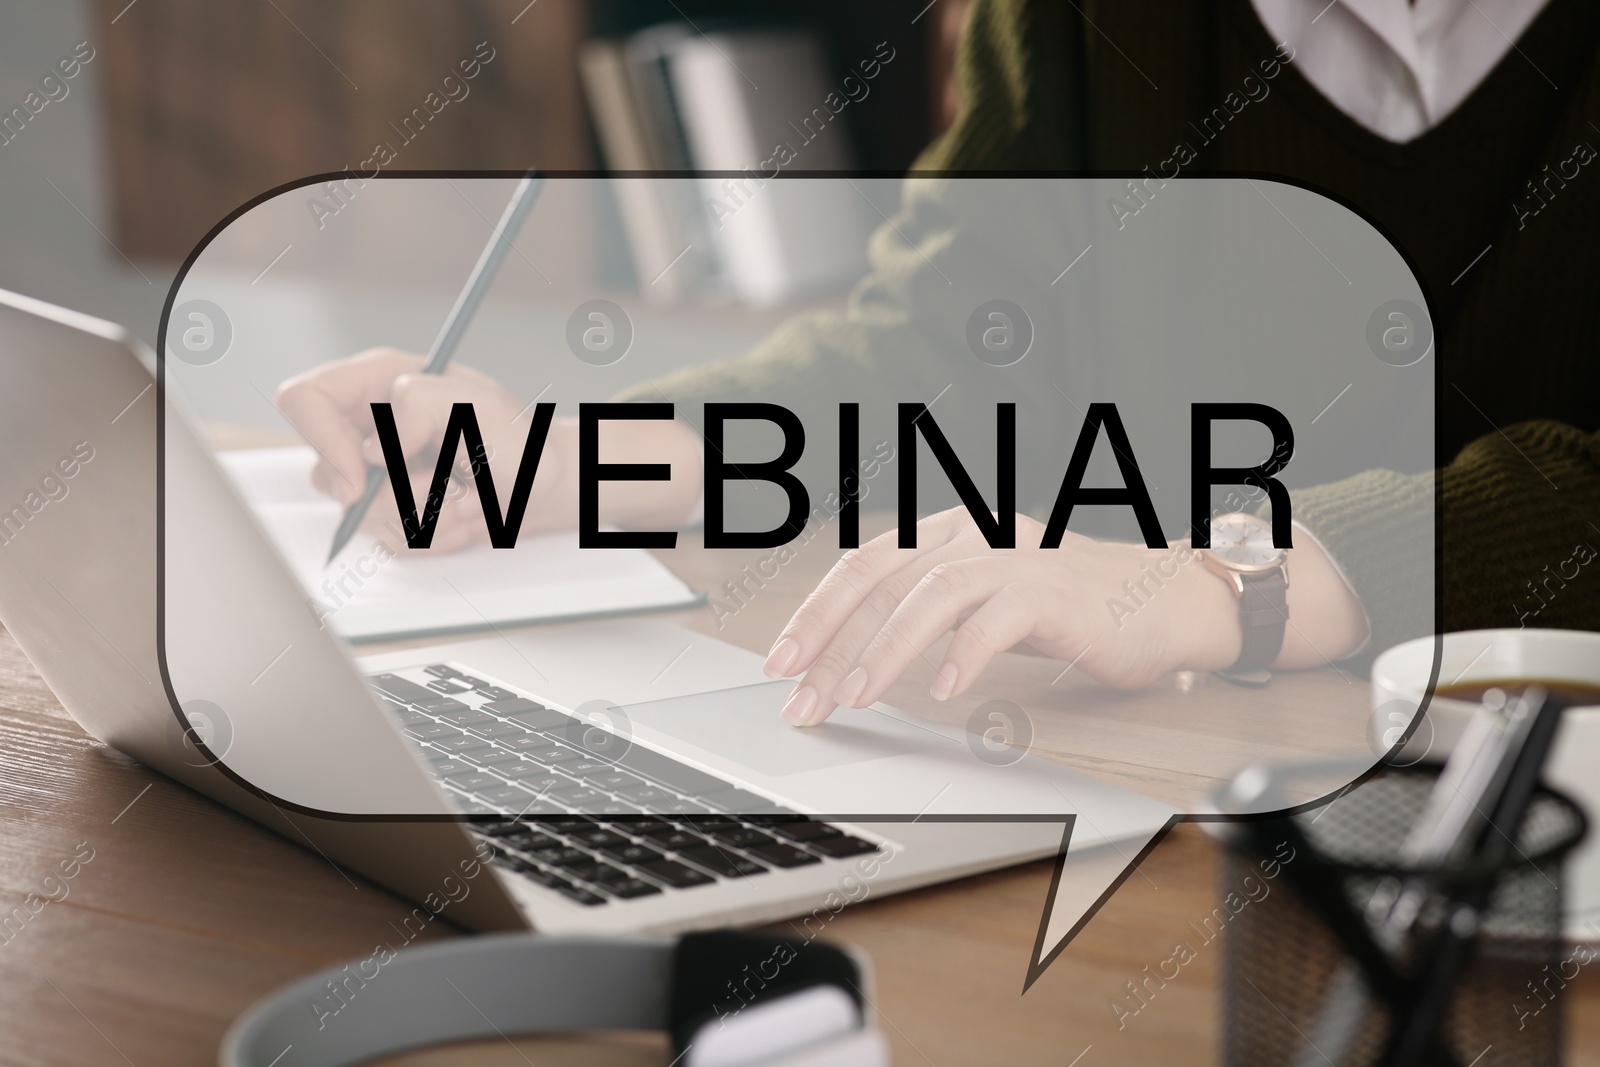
[160,175,1434,974]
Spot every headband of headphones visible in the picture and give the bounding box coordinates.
[221,931,889,1067]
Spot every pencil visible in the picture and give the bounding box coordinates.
[325,173,545,564]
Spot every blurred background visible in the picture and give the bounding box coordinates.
[0,0,974,359]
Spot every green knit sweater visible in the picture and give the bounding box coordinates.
[628,0,1600,660]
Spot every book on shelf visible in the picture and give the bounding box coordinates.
[580,23,872,307]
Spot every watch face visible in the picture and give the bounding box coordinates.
[1207,514,1284,570]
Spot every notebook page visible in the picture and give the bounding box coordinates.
[218,447,701,641]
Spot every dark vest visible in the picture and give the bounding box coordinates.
[1042,0,1600,463]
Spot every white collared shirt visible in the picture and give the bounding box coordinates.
[1251,0,1553,142]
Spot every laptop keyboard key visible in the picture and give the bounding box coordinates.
[435,709,498,727]
[543,847,594,869]
[508,780,572,806]
[483,698,570,726]
[470,751,526,769]
[476,685,518,701]
[602,842,667,866]
[807,835,879,859]
[745,843,822,868]
[590,801,643,817]
[562,860,607,883]
[424,665,463,679]
[564,758,618,777]
[613,784,675,805]
[507,801,566,817]
[637,860,716,888]
[765,820,838,843]
[707,827,778,850]
[656,799,715,817]
[569,828,631,850]
[443,772,501,792]
[554,883,607,906]
[532,747,587,765]
[466,720,528,739]
[502,830,562,852]
[603,878,663,899]
[504,737,577,758]
[587,770,645,790]
[432,736,495,757]
[370,674,442,705]
[678,846,768,878]
[584,863,635,888]
[698,788,779,813]
[496,772,569,793]
[478,784,546,808]
[745,811,807,825]
[405,722,461,741]
[505,856,558,880]
[426,758,475,777]
[655,830,710,851]
[547,785,606,807]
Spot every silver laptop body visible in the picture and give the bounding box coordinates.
[0,288,1173,934]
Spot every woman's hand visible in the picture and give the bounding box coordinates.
[275,348,704,551]
[761,507,1368,726]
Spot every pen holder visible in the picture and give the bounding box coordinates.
[1219,766,1587,1067]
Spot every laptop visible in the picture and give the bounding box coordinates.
[0,287,1176,935]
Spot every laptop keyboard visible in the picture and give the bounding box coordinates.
[368,665,880,908]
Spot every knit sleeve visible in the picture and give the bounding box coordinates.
[1279,420,1600,663]
[913,0,1085,172]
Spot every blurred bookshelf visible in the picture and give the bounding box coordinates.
[93,0,591,262]
[95,0,970,295]
[586,1,945,173]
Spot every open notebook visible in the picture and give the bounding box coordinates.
[218,447,702,643]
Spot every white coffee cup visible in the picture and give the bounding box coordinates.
[1371,628,1600,939]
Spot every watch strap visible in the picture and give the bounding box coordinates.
[1233,567,1288,671]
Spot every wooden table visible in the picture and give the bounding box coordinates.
[1,512,1596,1066]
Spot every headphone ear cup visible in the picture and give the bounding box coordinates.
[669,931,867,1061]
[686,985,875,1067]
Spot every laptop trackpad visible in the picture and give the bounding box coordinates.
[622,681,961,777]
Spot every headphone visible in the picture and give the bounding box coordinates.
[221,931,889,1067]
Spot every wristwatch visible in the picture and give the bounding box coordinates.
[1196,512,1289,677]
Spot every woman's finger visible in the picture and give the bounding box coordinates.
[842,557,1030,708]
[277,349,425,504]
[781,538,999,725]
[764,508,972,679]
[360,371,522,466]
[414,490,492,553]
[933,583,1063,701]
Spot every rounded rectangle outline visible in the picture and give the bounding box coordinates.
[154,169,1444,826]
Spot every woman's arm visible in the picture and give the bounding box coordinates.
[763,415,1600,726]
[1290,419,1600,658]
[760,507,1370,726]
